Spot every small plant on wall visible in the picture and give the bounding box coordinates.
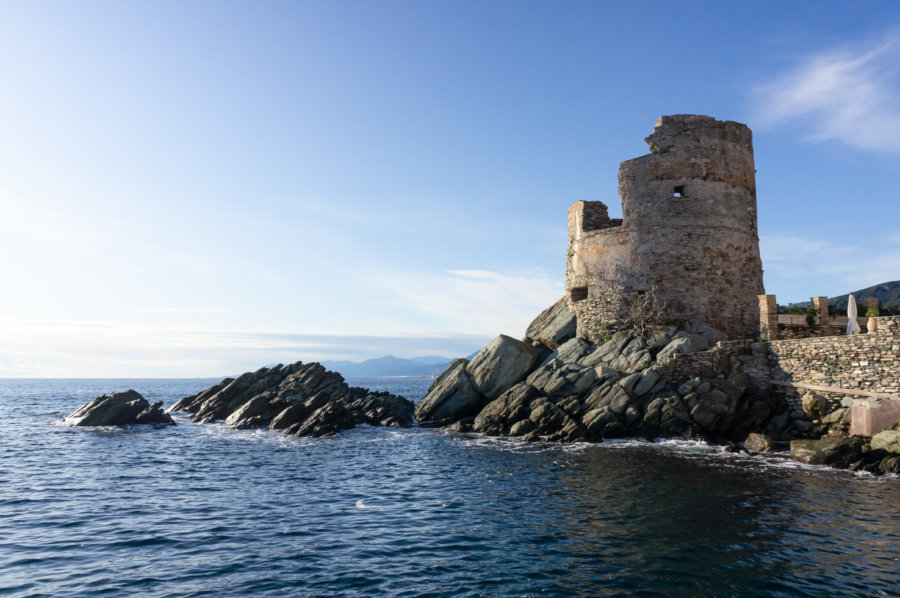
[805,306,818,328]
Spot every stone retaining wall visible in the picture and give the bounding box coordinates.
[767,332,899,395]
[656,324,899,410]
[875,315,900,334]
[776,323,848,340]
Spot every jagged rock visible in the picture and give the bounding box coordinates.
[617,372,642,395]
[744,432,775,453]
[645,326,678,350]
[790,436,867,468]
[524,296,576,350]
[171,361,414,436]
[881,455,900,474]
[658,337,690,363]
[445,417,475,434]
[509,419,534,436]
[66,390,175,427]
[579,339,620,367]
[473,383,539,436]
[547,337,594,366]
[870,430,900,453]
[415,359,485,423]
[801,393,829,419]
[466,335,539,400]
[820,408,847,425]
[526,359,597,398]
[632,369,660,397]
[679,321,728,345]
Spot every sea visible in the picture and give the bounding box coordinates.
[1,377,898,597]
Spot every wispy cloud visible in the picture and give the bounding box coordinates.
[0,317,491,377]
[370,268,563,337]
[131,307,231,314]
[753,29,900,152]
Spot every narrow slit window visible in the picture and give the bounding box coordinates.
[673,185,685,198]
[570,287,588,302]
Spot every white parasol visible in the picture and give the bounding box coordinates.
[846,293,861,335]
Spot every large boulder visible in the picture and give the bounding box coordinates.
[801,393,829,419]
[171,361,414,436]
[66,390,175,427]
[790,436,867,468]
[466,335,539,400]
[414,359,486,423]
[870,430,900,454]
[744,432,775,453]
[524,297,576,350]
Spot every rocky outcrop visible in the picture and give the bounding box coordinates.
[432,322,791,444]
[414,359,485,424]
[871,430,900,453]
[524,296,576,351]
[787,435,900,475]
[171,361,414,437]
[790,436,867,468]
[744,432,775,453]
[467,335,538,400]
[66,390,175,427]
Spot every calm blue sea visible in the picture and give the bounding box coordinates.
[1,377,898,597]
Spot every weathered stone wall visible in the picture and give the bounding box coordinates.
[775,323,848,340]
[875,315,900,334]
[655,339,771,391]
[656,324,900,408]
[566,115,764,340]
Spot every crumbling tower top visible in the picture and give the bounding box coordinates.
[565,114,764,339]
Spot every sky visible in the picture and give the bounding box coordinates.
[1,0,899,377]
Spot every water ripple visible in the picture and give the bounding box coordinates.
[0,378,899,597]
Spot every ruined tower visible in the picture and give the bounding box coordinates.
[565,114,764,339]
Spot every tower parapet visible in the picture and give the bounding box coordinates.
[566,115,765,339]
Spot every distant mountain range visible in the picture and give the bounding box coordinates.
[321,355,457,377]
[790,280,900,313]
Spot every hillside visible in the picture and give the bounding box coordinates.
[828,280,900,312]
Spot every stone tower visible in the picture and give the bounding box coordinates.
[565,114,764,339]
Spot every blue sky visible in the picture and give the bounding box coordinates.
[1,0,899,376]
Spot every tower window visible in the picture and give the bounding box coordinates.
[674,185,685,198]
[570,287,588,302]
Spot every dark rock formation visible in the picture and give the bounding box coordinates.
[67,390,175,427]
[414,359,485,424]
[467,335,539,400]
[790,437,867,469]
[524,296,576,351]
[171,361,414,437]
[419,320,793,444]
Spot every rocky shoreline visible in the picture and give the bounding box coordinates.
[63,299,900,476]
[417,298,900,476]
[66,361,414,437]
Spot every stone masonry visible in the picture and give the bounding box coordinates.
[566,115,764,340]
[656,316,900,408]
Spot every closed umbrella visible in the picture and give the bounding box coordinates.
[847,293,861,335]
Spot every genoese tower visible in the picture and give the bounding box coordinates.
[565,114,765,339]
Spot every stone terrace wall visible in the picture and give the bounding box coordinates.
[655,319,900,408]
[766,330,899,410]
[654,339,771,390]
[876,315,900,334]
[776,323,847,340]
